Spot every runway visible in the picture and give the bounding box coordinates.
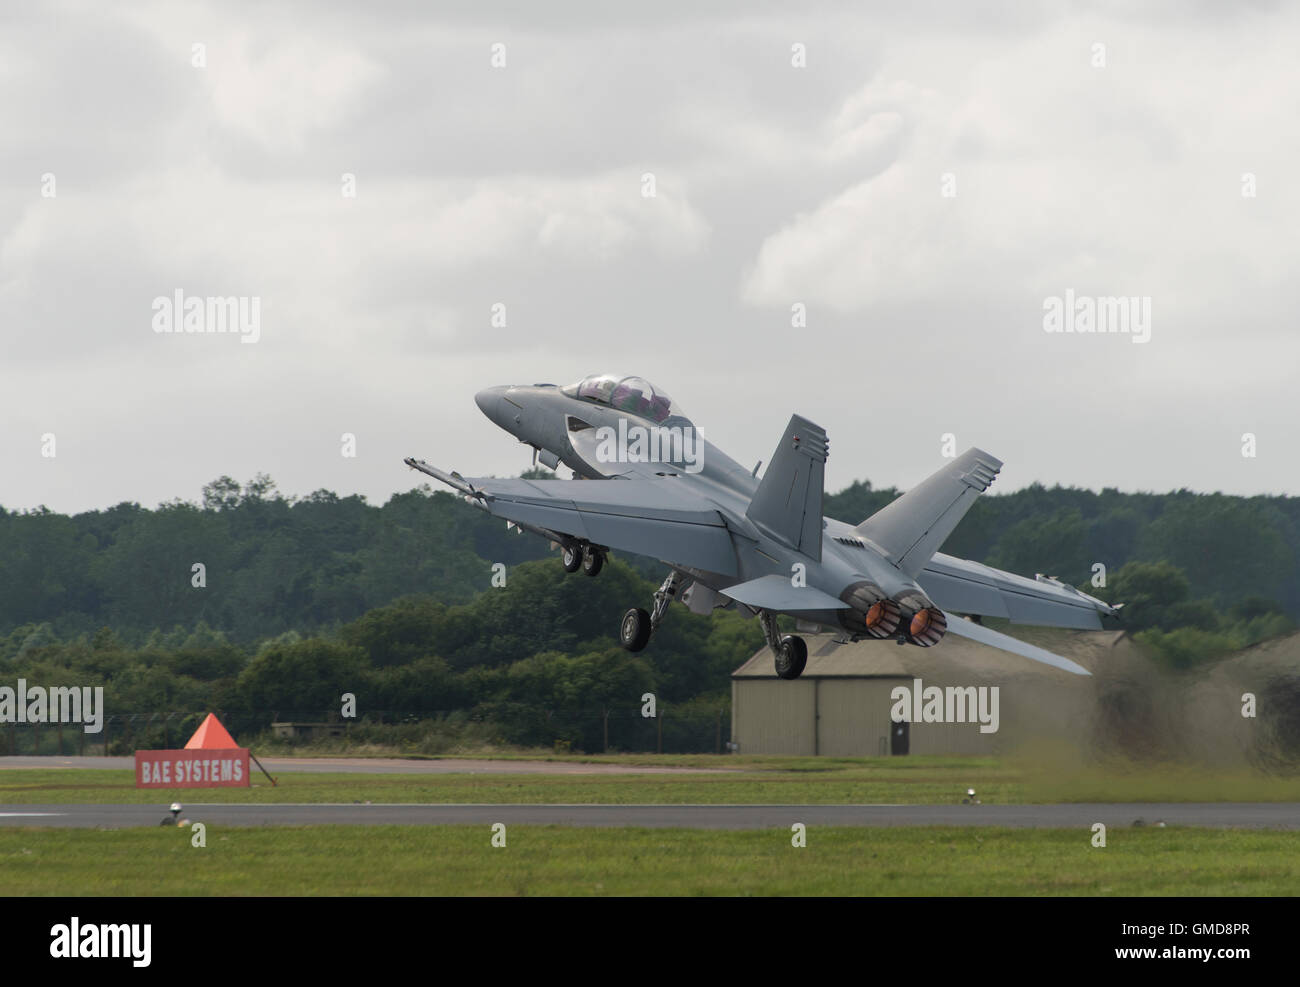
[2,802,1299,829]
[0,755,726,775]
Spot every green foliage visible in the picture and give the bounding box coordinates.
[1111,560,1296,669]
[5,475,1300,647]
[986,508,1090,585]
[236,639,368,715]
[1107,560,1192,631]
[1134,627,1243,670]
[339,597,448,667]
[0,554,762,751]
[822,479,897,526]
[0,478,563,644]
[366,657,466,712]
[1137,496,1296,606]
[828,482,1300,620]
[4,474,1300,747]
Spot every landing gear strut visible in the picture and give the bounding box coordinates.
[760,610,807,680]
[619,571,682,653]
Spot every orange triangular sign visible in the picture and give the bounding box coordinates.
[184,713,240,750]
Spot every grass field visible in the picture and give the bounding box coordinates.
[1,824,1297,895]
[4,754,1300,805]
[5,756,1298,896]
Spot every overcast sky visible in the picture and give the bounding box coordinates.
[3,0,1297,515]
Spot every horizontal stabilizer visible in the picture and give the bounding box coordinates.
[720,574,850,612]
[855,448,1002,577]
[942,612,1091,675]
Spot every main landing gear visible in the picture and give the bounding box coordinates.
[761,610,807,680]
[561,542,605,577]
[619,571,682,653]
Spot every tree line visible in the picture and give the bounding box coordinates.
[1,472,1296,751]
[3,557,758,754]
[4,473,1297,645]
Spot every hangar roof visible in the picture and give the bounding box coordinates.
[733,628,1129,680]
[732,636,910,679]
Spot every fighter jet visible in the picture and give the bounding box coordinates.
[405,374,1121,678]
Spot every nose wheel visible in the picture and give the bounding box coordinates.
[620,608,652,651]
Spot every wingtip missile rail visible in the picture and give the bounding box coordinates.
[403,457,489,502]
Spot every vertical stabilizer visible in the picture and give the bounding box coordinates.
[745,414,827,561]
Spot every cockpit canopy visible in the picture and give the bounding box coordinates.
[560,374,687,424]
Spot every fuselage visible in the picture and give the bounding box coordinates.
[472,379,934,640]
[410,374,1115,674]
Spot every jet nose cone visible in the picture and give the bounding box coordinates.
[474,385,503,414]
[474,385,510,424]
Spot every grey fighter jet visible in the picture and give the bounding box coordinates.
[405,374,1121,678]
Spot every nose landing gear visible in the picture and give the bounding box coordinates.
[619,607,652,651]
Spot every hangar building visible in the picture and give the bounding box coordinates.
[730,626,1131,756]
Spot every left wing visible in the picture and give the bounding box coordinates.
[918,552,1121,630]
[405,459,738,576]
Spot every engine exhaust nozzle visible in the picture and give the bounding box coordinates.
[863,599,901,639]
[907,607,947,647]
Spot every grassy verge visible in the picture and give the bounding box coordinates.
[0,756,1016,805]
[2,824,1297,895]
[5,754,1300,804]
[0,768,1018,805]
